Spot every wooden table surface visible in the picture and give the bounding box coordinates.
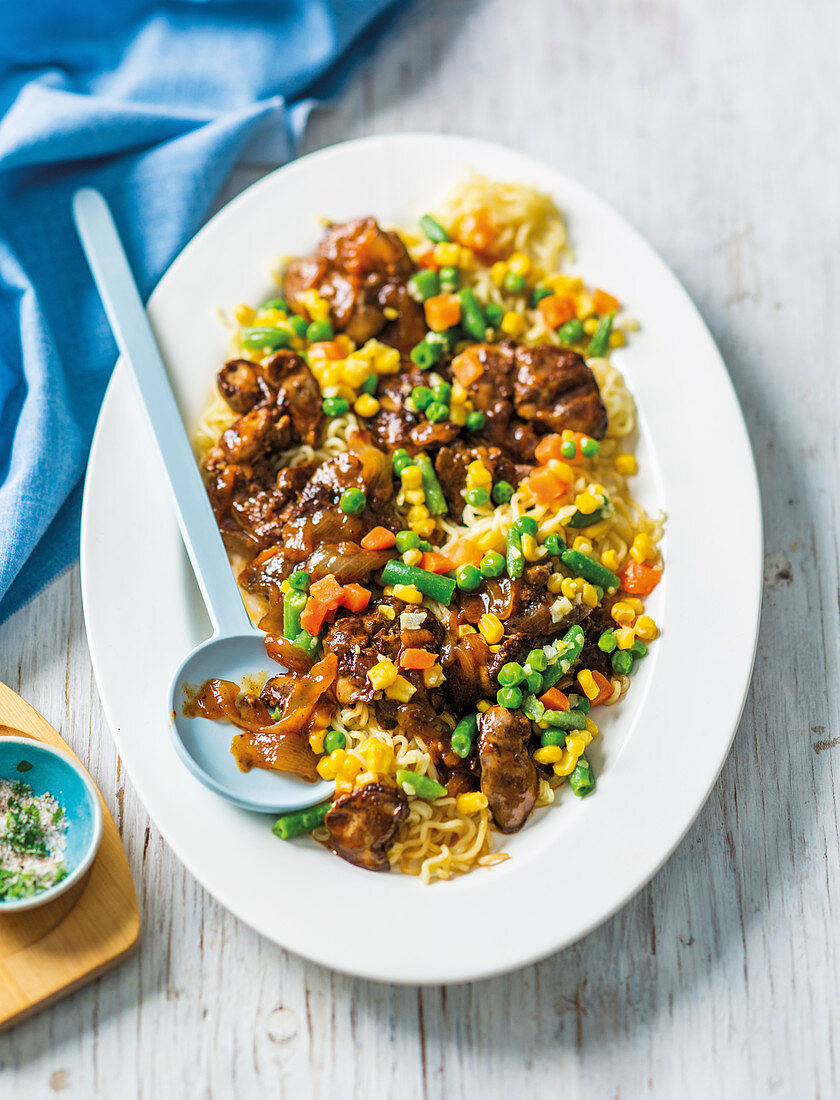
[2,1,838,1096]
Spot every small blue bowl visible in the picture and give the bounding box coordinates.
[0,737,103,912]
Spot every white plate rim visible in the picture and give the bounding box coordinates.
[81,132,763,984]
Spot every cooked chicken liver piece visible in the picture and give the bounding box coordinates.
[434,441,528,520]
[478,706,538,833]
[513,345,608,439]
[263,350,323,446]
[216,359,271,413]
[325,782,409,871]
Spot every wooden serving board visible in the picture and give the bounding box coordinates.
[0,681,140,1031]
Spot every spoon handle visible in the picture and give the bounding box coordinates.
[73,188,253,639]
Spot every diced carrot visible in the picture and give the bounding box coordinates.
[538,295,576,328]
[421,551,457,574]
[300,597,330,635]
[540,687,570,711]
[400,648,436,670]
[417,248,439,270]
[451,348,485,387]
[593,288,621,315]
[534,434,565,465]
[619,559,663,596]
[424,293,462,332]
[526,466,570,506]
[589,670,613,706]
[449,539,483,568]
[309,574,345,610]
[455,208,495,256]
[360,526,396,551]
[340,583,371,613]
[307,340,343,361]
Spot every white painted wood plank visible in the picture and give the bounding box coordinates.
[1,0,839,1095]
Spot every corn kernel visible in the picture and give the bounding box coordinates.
[337,756,364,784]
[553,752,577,778]
[546,274,583,295]
[384,674,416,702]
[433,241,461,266]
[624,597,645,613]
[279,579,291,595]
[317,749,347,780]
[547,572,564,594]
[489,644,501,654]
[615,627,636,650]
[508,251,532,277]
[451,382,468,403]
[635,615,658,641]
[402,548,423,566]
[392,583,424,605]
[575,491,600,516]
[467,460,492,489]
[501,311,525,337]
[301,289,330,322]
[534,745,565,765]
[560,577,579,600]
[405,488,426,505]
[631,533,656,564]
[343,356,373,388]
[400,466,423,490]
[476,699,490,713]
[581,583,599,608]
[577,294,595,320]
[358,737,394,775]
[378,604,396,620]
[611,602,636,626]
[322,364,343,387]
[521,534,543,561]
[608,330,626,348]
[582,316,599,335]
[566,733,587,758]
[383,307,398,320]
[234,304,255,325]
[577,669,599,701]
[368,658,399,690]
[478,613,504,645]
[408,504,430,524]
[449,404,467,427]
[490,261,508,286]
[414,518,437,538]
[475,528,507,554]
[334,334,355,356]
[308,728,326,755]
[456,791,489,815]
[585,716,599,736]
[579,727,593,746]
[572,536,593,553]
[423,664,446,688]
[601,548,620,571]
[354,394,380,418]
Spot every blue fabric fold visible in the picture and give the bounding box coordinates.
[0,0,403,623]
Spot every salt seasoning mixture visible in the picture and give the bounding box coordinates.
[0,778,68,901]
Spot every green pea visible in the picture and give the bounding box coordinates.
[524,669,543,694]
[466,487,490,507]
[491,480,514,505]
[288,570,311,592]
[455,564,483,592]
[306,319,334,343]
[542,533,566,557]
[541,726,566,747]
[497,686,523,709]
[425,401,449,423]
[498,662,525,687]
[531,285,553,307]
[323,729,346,755]
[611,649,634,675]
[411,385,433,411]
[466,410,487,432]
[514,516,539,536]
[581,437,600,457]
[395,530,420,553]
[561,440,577,460]
[339,488,366,515]
[439,265,460,292]
[262,296,290,313]
[322,396,349,417]
[484,302,505,326]
[525,649,548,672]
[392,451,414,475]
[558,319,585,345]
[630,640,648,659]
[288,314,309,338]
[432,382,452,405]
[407,269,440,302]
[598,629,617,653]
[503,271,527,295]
[360,374,378,396]
[568,693,590,715]
[480,551,505,578]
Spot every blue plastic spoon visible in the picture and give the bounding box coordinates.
[73,188,333,813]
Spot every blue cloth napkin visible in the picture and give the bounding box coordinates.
[0,0,404,624]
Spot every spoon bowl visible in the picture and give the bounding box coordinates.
[169,633,335,812]
[74,187,333,816]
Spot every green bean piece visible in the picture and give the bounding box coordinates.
[410,339,440,369]
[359,373,378,396]
[419,214,449,243]
[262,296,290,313]
[531,285,553,307]
[293,629,320,657]
[558,318,585,345]
[587,311,614,357]
[272,800,332,840]
[611,649,634,675]
[560,549,620,591]
[307,319,334,343]
[521,694,546,722]
[569,754,596,797]
[543,708,587,730]
[397,768,447,800]
[567,693,591,715]
[506,527,524,580]
[555,624,586,674]
[458,287,489,341]
[484,301,505,327]
[240,326,292,351]
[451,713,478,759]
[323,728,346,754]
[407,269,440,301]
[288,570,311,592]
[414,454,448,515]
[540,661,564,691]
[439,265,460,292]
[283,589,307,640]
[565,504,608,528]
[380,560,456,603]
[288,314,309,339]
